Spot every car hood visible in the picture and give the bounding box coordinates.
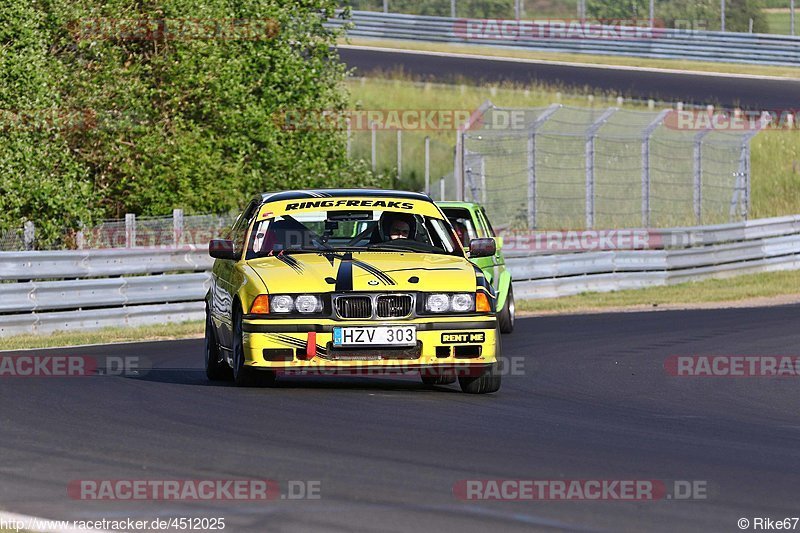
[247,252,476,293]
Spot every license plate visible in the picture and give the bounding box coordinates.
[333,326,417,347]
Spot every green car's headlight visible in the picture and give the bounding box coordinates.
[425,293,475,313]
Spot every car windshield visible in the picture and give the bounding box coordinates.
[246,209,461,259]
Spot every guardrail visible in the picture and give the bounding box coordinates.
[507,215,800,298]
[0,248,212,337]
[329,11,800,67]
[1,215,799,337]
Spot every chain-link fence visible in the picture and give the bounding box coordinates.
[0,211,236,251]
[457,102,761,230]
[348,123,455,192]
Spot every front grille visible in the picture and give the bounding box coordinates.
[376,294,413,318]
[335,296,372,319]
[325,342,422,360]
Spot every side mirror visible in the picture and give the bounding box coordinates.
[469,238,496,258]
[209,239,238,260]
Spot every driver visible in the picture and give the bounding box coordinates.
[373,212,416,242]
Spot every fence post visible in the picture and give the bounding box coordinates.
[527,104,560,230]
[346,118,351,159]
[693,129,711,225]
[396,129,402,186]
[584,107,617,229]
[76,226,85,250]
[424,136,430,194]
[737,114,768,218]
[641,109,670,227]
[383,0,388,13]
[480,157,487,206]
[451,0,456,18]
[125,213,136,248]
[440,177,445,201]
[457,100,494,202]
[455,131,464,201]
[173,208,184,247]
[370,121,377,172]
[23,221,35,251]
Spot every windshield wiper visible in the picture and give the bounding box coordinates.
[266,247,331,255]
[365,245,421,253]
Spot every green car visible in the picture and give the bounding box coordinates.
[436,201,515,334]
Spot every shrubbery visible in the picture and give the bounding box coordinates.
[0,0,381,247]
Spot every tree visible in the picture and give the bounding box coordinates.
[1,0,380,247]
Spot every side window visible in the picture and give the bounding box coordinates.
[472,209,489,238]
[232,200,259,257]
[478,208,496,237]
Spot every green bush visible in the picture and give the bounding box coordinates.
[0,0,381,247]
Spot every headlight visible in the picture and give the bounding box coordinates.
[426,294,451,313]
[295,295,323,313]
[270,295,294,313]
[425,293,475,313]
[451,293,475,312]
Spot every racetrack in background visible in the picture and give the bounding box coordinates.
[339,45,800,109]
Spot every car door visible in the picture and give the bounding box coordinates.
[211,200,258,349]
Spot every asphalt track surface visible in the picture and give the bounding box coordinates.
[339,46,800,109]
[2,305,800,532]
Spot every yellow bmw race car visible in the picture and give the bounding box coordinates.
[204,189,502,393]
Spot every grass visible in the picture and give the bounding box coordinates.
[517,269,800,314]
[347,76,800,220]
[342,37,800,79]
[345,75,620,192]
[0,321,203,351]
[764,9,797,35]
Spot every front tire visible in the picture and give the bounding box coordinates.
[458,329,502,394]
[205,311,232,381]
[421,370,457,386]
[498,285,515,334]
[232,307,277,387]
[458,362,502,394]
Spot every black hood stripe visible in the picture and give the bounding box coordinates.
[322,252,395,286]
[335,253,354,291]
[275,254,303,274]
[350,259,396,286]
[383,267,462,273]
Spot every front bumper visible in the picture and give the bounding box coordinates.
[241,316,498,371]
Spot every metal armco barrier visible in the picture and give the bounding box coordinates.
[0,248,212,337]
[507,215,800,299]
[328,11,800,67]
[1,215,800,337]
